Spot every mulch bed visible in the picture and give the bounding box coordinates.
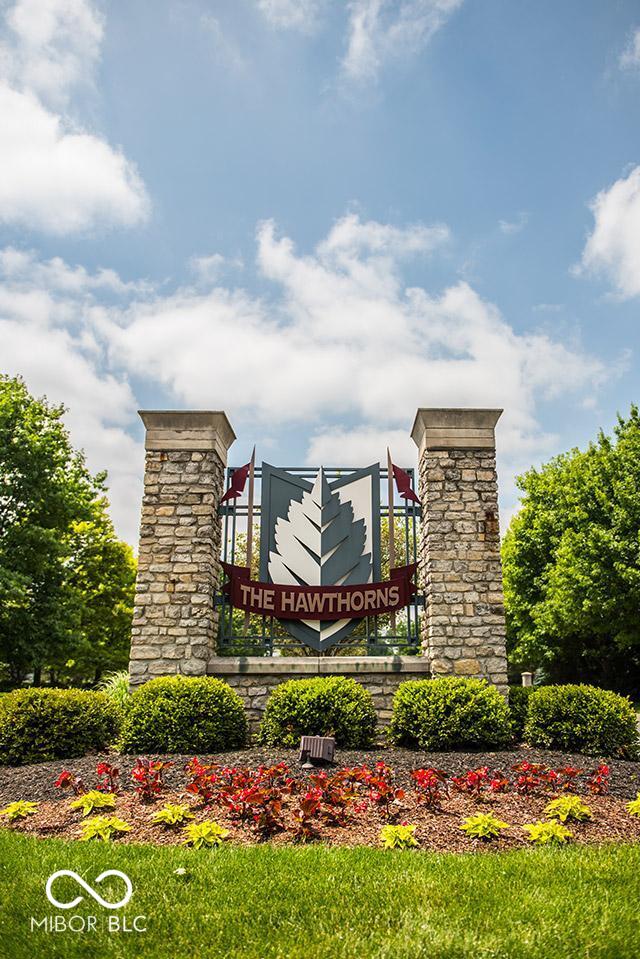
[2,746,640,851]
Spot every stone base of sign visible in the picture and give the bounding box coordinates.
[411,408,509,693]
[207,656,432,731]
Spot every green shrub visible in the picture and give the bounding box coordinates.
[388,678,512,751]
[524,684,638,757]
[509,685,534,741]
[0,688,121,765]
[118,676,247,754]
[257,677,377,748]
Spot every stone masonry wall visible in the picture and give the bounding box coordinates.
[417,445,508,690]
[130,448,225,684]
[208,657,432,732]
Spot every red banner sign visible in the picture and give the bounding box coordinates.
[221,562,417,621]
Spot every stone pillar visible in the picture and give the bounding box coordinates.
[129,411,235,685]
[411,408,508,691]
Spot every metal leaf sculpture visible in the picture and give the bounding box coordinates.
[268,469,372,649]
[269,469,371,587]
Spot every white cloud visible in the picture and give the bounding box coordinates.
[104,213,605,462]
[578,165,640,299]
[256,0,325,33]
[620,27,640,70]
[1,214,611,542]
[306,426,415,467]
[0,0,103,108]
[0,247,151,296]
[499,212,528,235]
[188,252,243,286]
[0,0,149,235]
[342,0,463,83]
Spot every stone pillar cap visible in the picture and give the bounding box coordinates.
[139,410,236,455]
[411,408,502,451]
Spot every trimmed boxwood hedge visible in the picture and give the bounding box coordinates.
[118,676,247,754]
[257,677,377,748]
[509,685,535,742]
[388,677,512,750]
[0,688,121,765]
[524,684,638,757]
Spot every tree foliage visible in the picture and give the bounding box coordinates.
[502,406,640,693]
[0,374,135,685]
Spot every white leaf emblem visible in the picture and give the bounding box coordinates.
[268,468,372,644]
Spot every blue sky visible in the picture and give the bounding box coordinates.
[1,0,639,544]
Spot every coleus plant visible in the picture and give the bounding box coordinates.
[358,762,405,820]
[511,761,559,795]
[181,821,229,849]
[554,766,583,793]
[523,820,573,845]
[131,758,172,800]
[96,762,120,793]
[307,770,359,826]
[0,800,39,821]
[80,815,131,842]
[460,813,510,841]
[451,767,490,797]
[587,763,610,795]
[291,788,323,842]
[70,790,117,817]
[411,768,448,808]
[185,758,219,804]
[545,794,592,823]
[379,823,419,849]
[151,803,195,827]
[54,770,85,796]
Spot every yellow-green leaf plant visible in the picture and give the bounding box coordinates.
[182,821,229,849]
[151,804,195,827]
[80,816,131,841]
[70,791,117,817]
[0,800,39,821]
[523,821,573,844]
[545,795,591,823]
[460,813,510,840]
[379,824,419,849]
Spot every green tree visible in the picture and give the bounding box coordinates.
[502,406,640,694]
[0,375,135,685]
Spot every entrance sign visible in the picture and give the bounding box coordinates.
[130,408,508,695]
[221,561,416,623]
[245,464,405,652]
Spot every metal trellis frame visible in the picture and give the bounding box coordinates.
[216,465,422,656]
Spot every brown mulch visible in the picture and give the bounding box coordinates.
[2,745,640,803]
[4,785,640,854]
[2,746,640,852]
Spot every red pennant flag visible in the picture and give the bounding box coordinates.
[220,453,253,504]
[392,462,420,504]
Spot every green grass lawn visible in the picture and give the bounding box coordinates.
[1,831,639,959]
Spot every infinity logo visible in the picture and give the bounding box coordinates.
[45,870,133,910]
